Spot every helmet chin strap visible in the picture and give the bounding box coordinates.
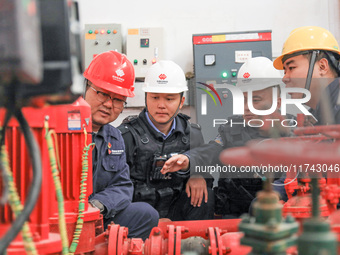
[305,50,319,91]
[304,50,336,125]
[83,79,89,98]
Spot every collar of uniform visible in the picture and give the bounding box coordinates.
[145,110,176,139]
[139,108,187,139]
[97,124,120,141]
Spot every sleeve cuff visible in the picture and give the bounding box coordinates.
[89,199,106,213]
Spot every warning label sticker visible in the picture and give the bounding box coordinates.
[68,111,81,130]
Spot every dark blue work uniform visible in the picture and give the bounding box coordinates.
[189,115,293,217]
[89,124,159,240]
[311,78,340,125]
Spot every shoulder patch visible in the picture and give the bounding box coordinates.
[214,134,224,146]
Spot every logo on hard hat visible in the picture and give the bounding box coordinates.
[116,69,125,77]
[112,69,125,83]
[159,74,167,80]
[157,73,168,84]
[243,72,250,79]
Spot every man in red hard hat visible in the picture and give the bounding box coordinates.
[83,51,158,240]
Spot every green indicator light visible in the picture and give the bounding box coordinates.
[232,72,237,77]
[107,30,111,34]
[134,59,138,65]
[88,30,93,34]
[222,72,228,78]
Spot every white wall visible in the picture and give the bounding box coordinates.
[328,0,340,42]
[79,0,338,74]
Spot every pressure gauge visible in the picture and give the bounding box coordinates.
[204,54,216,66]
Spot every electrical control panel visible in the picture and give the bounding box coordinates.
[126,27,164,79]
[193,30,273,142]
[84,23,122,68]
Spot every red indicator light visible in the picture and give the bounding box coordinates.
[100,29,105,34]
[152,58,157,64]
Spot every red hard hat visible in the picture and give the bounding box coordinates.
[84,51,135,97]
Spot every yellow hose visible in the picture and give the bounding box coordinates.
[44,118,69,255]
[69,126,94,254]
[1,144,38,255]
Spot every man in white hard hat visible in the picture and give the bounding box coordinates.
[118,60,214,221]
[163,57,292,217]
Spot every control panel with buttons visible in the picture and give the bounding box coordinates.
[126,27,164,79]
[193,30,273,142]
[84,23,122,68]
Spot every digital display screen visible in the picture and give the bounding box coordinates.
[140,38,149,48]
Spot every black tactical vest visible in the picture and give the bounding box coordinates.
[215,116,264,216]
[119,113,202,217]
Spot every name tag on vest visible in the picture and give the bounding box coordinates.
[108,149,124,155]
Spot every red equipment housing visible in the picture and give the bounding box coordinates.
[0,97,100,254]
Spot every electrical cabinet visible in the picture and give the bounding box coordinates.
[126,27,164,79]
[193,30,272,142]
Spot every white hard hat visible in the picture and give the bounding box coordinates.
[143,60,188,93]
[237,57,283,92]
